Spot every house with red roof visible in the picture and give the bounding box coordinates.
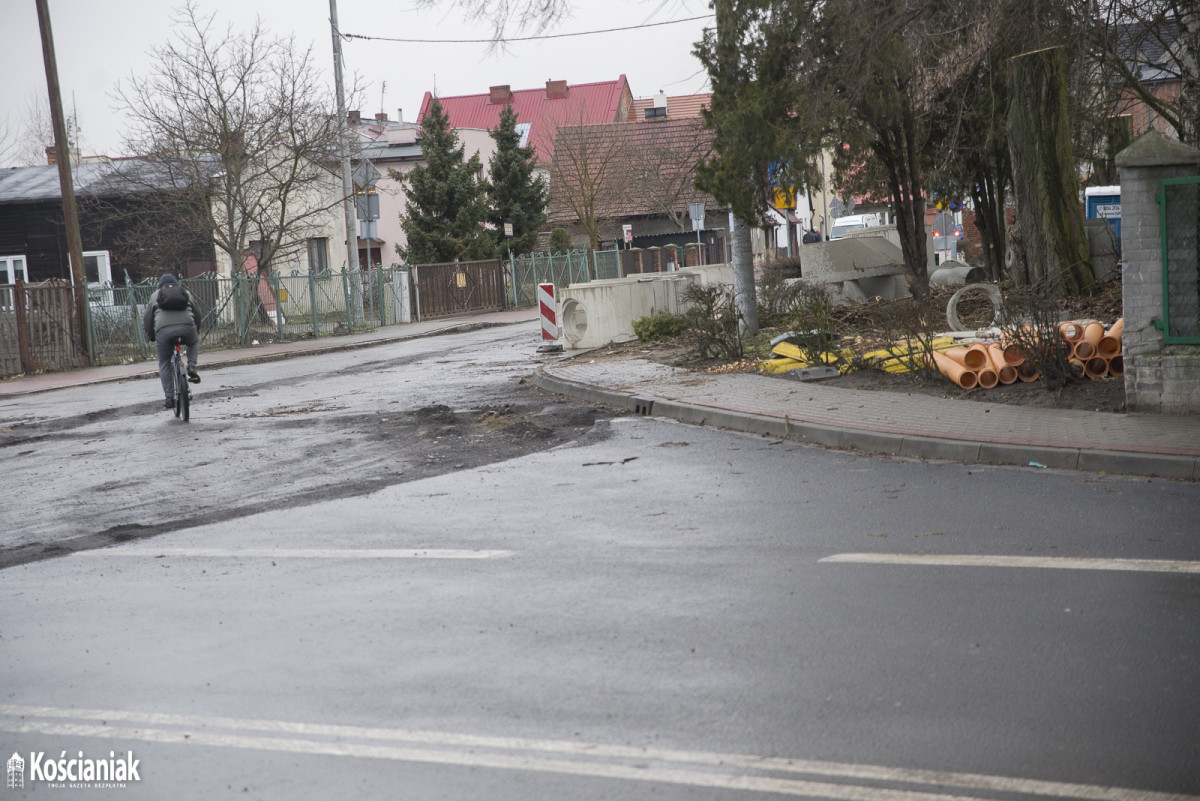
[418,77,634,168]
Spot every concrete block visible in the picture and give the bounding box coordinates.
[1075,449,1199,479]
[977,443,1080,470]
[899,436,982,462]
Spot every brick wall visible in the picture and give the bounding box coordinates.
[1117,133,1200,413]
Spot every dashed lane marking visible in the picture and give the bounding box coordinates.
[0,705,1193,801]
[819,554,1200,574]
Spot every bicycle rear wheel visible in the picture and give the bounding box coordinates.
[173,352,183,418]
[174,351,190,422]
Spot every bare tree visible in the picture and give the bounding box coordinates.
[0,116,19,168]
[547,107,636,265]
[627,118,716,232]
[412,0,569,42]
[111,2,354,279]
[1080,0,1200,143]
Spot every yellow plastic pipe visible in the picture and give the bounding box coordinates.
[930,351,978,389]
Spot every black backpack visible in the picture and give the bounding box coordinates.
[158,283,190,311]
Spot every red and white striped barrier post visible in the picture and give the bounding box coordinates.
[537,282,563,353]
[539,282,558,341]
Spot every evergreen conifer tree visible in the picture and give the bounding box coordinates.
[486,105,547,258]
[393,97,494,263]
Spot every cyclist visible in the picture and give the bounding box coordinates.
[142,273,202,408]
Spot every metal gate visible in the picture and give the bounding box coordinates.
[410,259,506,319]
[0,280,89,378]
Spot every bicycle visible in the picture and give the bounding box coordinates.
[169,336,191,422]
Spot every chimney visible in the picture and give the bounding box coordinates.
[375,112,388,123]
[545,79,568,99]
[397,108,404,123]
[45,145,58,165]
[644,91,669,120]
[348,109,361,125]
[489,85,512,104]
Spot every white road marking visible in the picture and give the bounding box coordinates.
[72,548,512,560]
[820,554,1200,574]
[0,705,1191,801]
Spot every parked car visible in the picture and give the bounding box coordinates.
[829,213,881,240]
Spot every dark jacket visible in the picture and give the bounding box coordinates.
[142,276,202,341]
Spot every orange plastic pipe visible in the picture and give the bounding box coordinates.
[945,346,987,370]
[1107,355,1124,376]
[1016,361,1039,382]
[1074,321,1104,360]
[986,344,1019,384]
[1083,356,1109,379]
[1098,317,1124,358]
[931,351,978,389]
[1058,321,1084,342]
[976,367,1000,389]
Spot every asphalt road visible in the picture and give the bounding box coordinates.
[2,324,1198,799]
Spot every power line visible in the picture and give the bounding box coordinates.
[342,14,713,45]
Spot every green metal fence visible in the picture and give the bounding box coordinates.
[507,249,623,308]
[1158,176,1200,344]
[85,266,411,367]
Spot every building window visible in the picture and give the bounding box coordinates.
[307,237,329,275]
[0,255,29,285]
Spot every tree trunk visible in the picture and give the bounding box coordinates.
[971,173,1006,282]
[1006,46,1094,295]
[730,214,758,337]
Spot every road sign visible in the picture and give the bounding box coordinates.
[688,202,706,231]
[504,222,514,237]
[352,160,381,191]
[355,191,379,221]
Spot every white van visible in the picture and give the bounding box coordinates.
[829,213,881,240]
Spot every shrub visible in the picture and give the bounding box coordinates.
[999,283,1077,390]
[633,310,688,342]
[682,283,743,360]
[548,228,572,252]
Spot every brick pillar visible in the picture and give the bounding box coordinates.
[664,244,679,271]
[1116,131,1200,414]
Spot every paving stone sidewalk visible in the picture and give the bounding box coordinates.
[537,358,1200,479]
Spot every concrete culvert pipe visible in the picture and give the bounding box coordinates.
[945,283,1002,331]
[929,261,987,286]
[560,298,587,347]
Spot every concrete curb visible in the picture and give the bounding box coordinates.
[0,320,515,399]
[532,367,1200,480]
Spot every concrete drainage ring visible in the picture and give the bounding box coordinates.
[946,283,1003,332]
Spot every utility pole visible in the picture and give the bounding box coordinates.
[328,0,361,280]
[36,0,90,363]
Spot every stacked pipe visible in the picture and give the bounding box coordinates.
[929,340,1031,390]
[1059,318,1123,379]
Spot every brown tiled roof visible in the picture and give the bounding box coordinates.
[627,93,711,122]
[547,117,722,225]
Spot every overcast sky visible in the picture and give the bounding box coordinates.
[1,0,714,162]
